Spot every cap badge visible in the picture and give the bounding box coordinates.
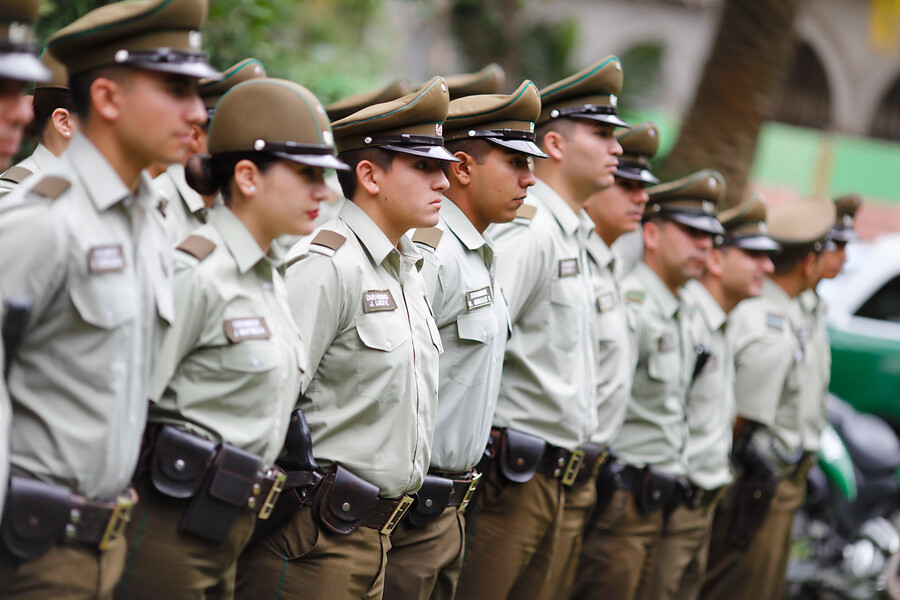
[648,129,656,137]
[550,109,560,119]
[440,82,447,93]
[759,222,768,234]
[708,177,718,189]
[702,200,714,214]
[436,123,443,136]
[254,139,266,151]
[189,31,202,49]
[322,130,333,146]
[641,169,652,180]
[614,62,622,71]
[114,49,130,63]
[364,136,373,144]
[468,130,476,137]
[8,22,29,44]
[610,95,618,107]
[842,214,853,227]
[529,122,535,132]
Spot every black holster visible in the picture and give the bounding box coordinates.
[310,466,379,535]
[407,475,454,527]
[0,477,70,561]
[726,474,778,550]
[498,429,546,484]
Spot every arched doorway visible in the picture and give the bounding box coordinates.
[870,75,900,142]
[774,42,832,129]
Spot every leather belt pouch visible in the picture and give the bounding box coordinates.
[311,466,379,535]
[633,466,677,515]
[727,474,778,550]
[1,477,71,561]
[407,475,454,527]
[151,425,217,499]
[180,444,262,543]
[499,429,546,484]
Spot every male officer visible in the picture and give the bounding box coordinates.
[701,196,836,600]
[456,57,627,600]
[572,170,724,600]
[0,50,74,196]
[0,0,50,524]
[653,193,777,600]
[236,78,454,600]
[384,81,547,600]
[0,0,218,596]
[547,121,660,600]
[156,58,266,243]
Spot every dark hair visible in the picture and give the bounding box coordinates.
[184,152,278,204]
[335,147,394,200]
[535,118,575,149]
[68,66,130,119]
[444,138,492,163]
[771,246,817,275]
[25,87,72,140]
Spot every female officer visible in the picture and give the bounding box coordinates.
[117,78,347,600]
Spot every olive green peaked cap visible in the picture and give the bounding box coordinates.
[830,192,862,242]
[444,80,547,158]
[615,121,659,184]
[0,0,50,82]
[331,76,458,162]
[326,78,412,123]
[198,58,266,115]
[208,78,347,171]
[34,48,67,89]
[539,56,629,128]
[768,195,836,252]
[717,192,780,251]
[47,0,221,80]
[645,169,725,235]
[444,63,505,100]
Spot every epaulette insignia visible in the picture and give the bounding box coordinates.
[30,176,70,200]
[176,235,216,261]
[412,227,442,249]
[625,290,645,304]
[310,230,346,255]
[766,313,784,331]
[515,204,537,220]
[0,165,33,184]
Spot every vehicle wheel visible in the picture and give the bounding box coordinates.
[885,549,900,600]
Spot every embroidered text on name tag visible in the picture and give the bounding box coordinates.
[766,313,784,331]
[658,333,676,352]
[596,292,616,312]
[363,290,397,313]
[465,286,494,311]
[224,317,271,342]
[558,258,580,278]
[88,245,126,273]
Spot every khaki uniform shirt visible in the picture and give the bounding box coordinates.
[284,200,441,498]
[487,178,598,451]
[149,209,306,466]
[586,234,635,448]
[414,198,508,473]
[610,227,644,280]
[614,262,693,475]
[729,278,804,475]
[682,280,734,490]
[0,340,7,516]
[796,288,830,452]
[0,132,172,498]
[0,143,58,197]
[156,163,221,245]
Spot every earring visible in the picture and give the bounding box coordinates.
[247,185,256,193]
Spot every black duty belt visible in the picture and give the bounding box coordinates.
[538,445,587,486]
[426,468,481,512]
[687,483,729,510]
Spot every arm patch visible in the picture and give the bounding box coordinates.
[0,165,33,184]
[412,227,442,249]
[30,176,70,200]
[310,230,346,256]
[176,235,216,261]
[515,204,537,220]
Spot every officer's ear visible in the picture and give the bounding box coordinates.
[356,159,381,196]
[642,219,660,251]
[233,159,261,197]
[541,130,566,161]
[90,75,125,123]
[706,247,724,277]
[450,151,474,186]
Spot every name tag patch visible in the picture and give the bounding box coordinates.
[363,289,397,313]
[658,333,676,352]
[766,313,784,331]
[224,317,271,342]
[465,286,494,311]
[596,292,616,312]
[558,258,580,278]
[88,245,126,273]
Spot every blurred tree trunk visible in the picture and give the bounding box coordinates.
[658,0,802,207]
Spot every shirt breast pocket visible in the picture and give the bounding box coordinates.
[548,278,581,350]
[354,312,410,403]
[69,275,137,330]
[647,347,681,385]
[449,309,499,388]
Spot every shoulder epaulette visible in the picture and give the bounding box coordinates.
[766,313,784,331]
[412,227,442,249]
[515,204,537,220]
[0,165,32,184]
[30,176,70,200]
[176,235,216,261]
[625,290,645,304]
[309,230,346,257]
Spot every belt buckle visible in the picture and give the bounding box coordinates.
[704,486,728,514]
[591,450,609,481]
[380,496,413,535]
[258,470,287,521]
[457,471,482,513]
[561,450,585,486]
[99,494,134,551]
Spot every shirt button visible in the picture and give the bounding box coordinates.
[106,308,115,319]
[483,329,488,337]
[281,371,288,380]
[252,356,260,367]
[385,340,392,349]
[262,282,272,290]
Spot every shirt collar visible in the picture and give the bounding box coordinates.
[168,163,207,215]
[339,199,424,273]
[634,261,680,318]
[586,232,614,271]
[684,279,726,332]
[211,207,273,275]
[31,143,58,171]
[529,178,582,236]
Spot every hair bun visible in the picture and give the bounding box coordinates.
[184,153,218,196]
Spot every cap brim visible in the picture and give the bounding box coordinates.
[616,167,659,185]
[571,113,631,128]
[382,144,460,162]
[0,53,51,83]
[133,61,223,81]
[667,212,724,235]
[829,227,856,243]
[272,151,350,171]
[487,137,549,159]
[724,235,781,252]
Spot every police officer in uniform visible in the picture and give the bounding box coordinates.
[701,196,836,600]
[156,58,266,243]
[235,78,454,600]
[456,57,627,600]
[385,81,546,600]
[558,122,660,600]
[0,50,74,196]
[665,193,777,600]
[117,78,345,600]
[572,170,723,600]
[0,0,218,596]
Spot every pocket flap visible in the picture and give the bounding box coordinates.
[412,475,454,517]
[208,445,262,506]
[325,465,379,523]
[220,341,280,373]
[355,314,408,352]
[456,311,498,344]
[500,429,546,484]
[69,277,137,329]
[1,477,70,560]
[152,426,217,498]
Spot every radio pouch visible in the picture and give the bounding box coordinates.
[499,429,546,484]
[1,477,71,561]
[407,475,454,527]
[151,426,216,499]
[311,466,379,535]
